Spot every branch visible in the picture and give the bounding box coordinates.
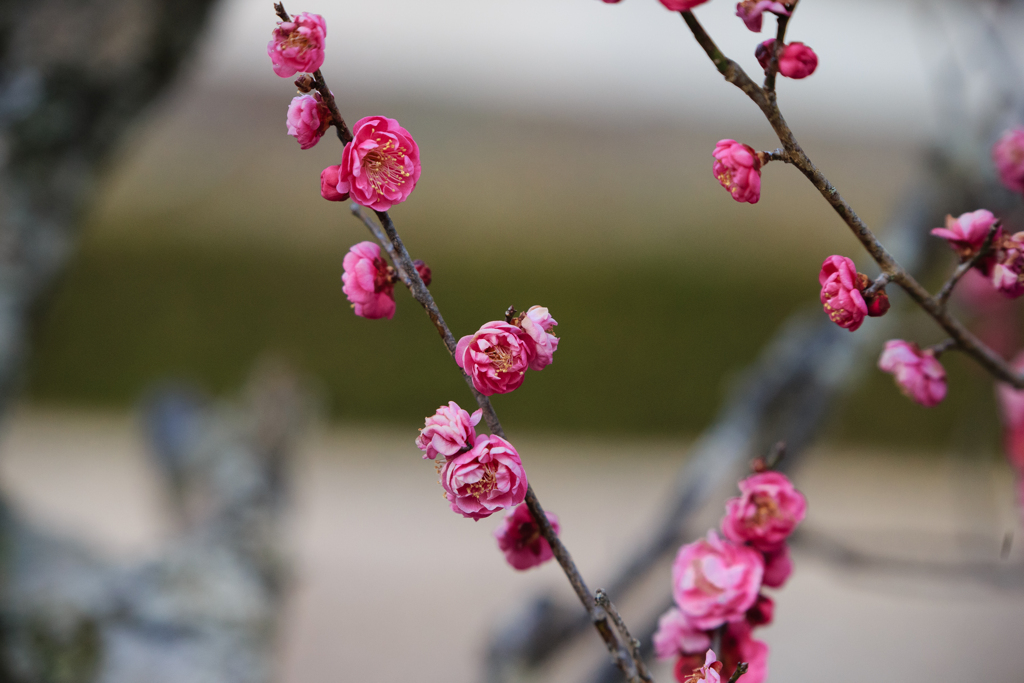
[596,590,654,683]
[935,221,1000,309]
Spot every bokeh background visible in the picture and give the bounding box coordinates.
[6,0,1024,681]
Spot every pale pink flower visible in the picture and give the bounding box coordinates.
[335,116,421,211]
[520,306,559,371]
[320,165,348,202]
[267,12,326,78]
[745,594,773,626]
[455,321,536,395]
[736,1,790,32]
[653,608,711,660]
[761,545,792,588]
[287,93,331,149]
[930,209,1001,271]
[992,232,1024,298]
[819,255,868,332]
[441,434,528,520]
[660,0,711,10]
[778,42,818,79]
[722,471,807,551]
[993,127,1024,194]
[494,503,559,570]
[878,340,947,407]
[712,140,761,204]
[415,401,483,460]
[676,650,722,683]
[671,530,764,630]
[341,241,395,320]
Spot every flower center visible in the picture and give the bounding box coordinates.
[516,521,541,549]
[283,29,311,51]
[362,139,410,195]
[748,493,780,527]
[465,464,497,499]
[486,346,514,373]
[716,168,734,190]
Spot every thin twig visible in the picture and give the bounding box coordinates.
[863,273,890,298]
[595,590,654,683]
[926,338,958,358]
[679,10,1024,389]
[762,8,792,93]
[935,221,1001,309]
[727,663,749,683]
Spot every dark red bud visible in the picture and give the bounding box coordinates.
[755,39,776,70]
[746,594,774,626]
[865,290,890,317]
[413,259,432,286]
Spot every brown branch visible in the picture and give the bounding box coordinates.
[680,10,1024,389]
[762,7,792,93]
[935,221,1001,309]
[595,590,654,683]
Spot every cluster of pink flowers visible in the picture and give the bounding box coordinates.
[456,306,559,395]
[818,255,889,332]
[654,470,806,683]
[755,40,818,79]
[930,208,1024,298]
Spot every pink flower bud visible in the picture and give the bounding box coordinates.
[819,255,868,331]
[865,288,890,317]
[335,116,421,211]
[653,608,711,660]
[993,127,1024,194]
[671,530,764,631]
[878,340,947,407]
[745,594,774,626]
[754,39,775,70]
[930,209,1001,271]
[659,0,711,9]
[736,1,790,32]
[675,650,723,683]
[761,545,792,588]
[441,434,528,520]
[412,259,432,286]
[721,471,807,551]
[778,42,818,79]
[267,12,327,78]
[493,503,559,570]
[341,241,395,320]
[991,232,1024,298]
[519,305,559,371]
[455,321,537,395]
[320,165,348,202]
[415,401,482,460]
[712,140,761,204]
[287,93,331,149]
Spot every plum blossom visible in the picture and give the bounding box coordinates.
[660,0,711,9]
[878,340,947,407]
[721,471,807,551]
[334,116,421,211]
[287,93,331,149]
[713,140,761,204]
[993,127,1024,194]
[520,306,560,371]
[267,12,326,78]
[341,241,395,319]
[671,530,764,630]
[320,165,347,202]
[992,232,1024,298]
[675,650,723,683]
[456,321,536,395]
[930,209,1001,271]
[416,401,482,460]
[736,1,790,32]
[761,545,792,588]
[653,608,711,660]
[777,42,817,79]
[819,255,868,332]
[494,504,559,570]
[441,434,528,520]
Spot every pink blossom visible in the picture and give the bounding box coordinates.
[413,259,432,286]
[721,471,806,551]
[671,530,764,630]
[721,623,769,683]
[415,401,482,460]
[930,209,1001,270]
[993,127,1024,194]
[778,42,818,79]
[761,545,792,588]
[335,116,421,211]
[653,608,711,660]
[494,503,559,570]
[320,165,348,202]
[660,0,711,10]
[712,140,761,204]
[674,650,723,683]
[267,12,327,78]
[992,232,1024,298]
[455,321,536,396]
[287,93,331,149]
[520,306,560,371]
[441,434,528,520]
[819,255,868,332]
[878,340,947,407]
[341,241,395,320]
[745,594,773,626]
[736,1,790,32]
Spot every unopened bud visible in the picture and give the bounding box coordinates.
[865,289,890,317]
[294,74,315,93]
[413,259,432,286]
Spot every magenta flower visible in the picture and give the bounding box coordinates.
[455,321,536,395]
[335,116,421,211]
[760,545,792,588]
[712,140,761,204]
[320,165,348,202]
[494,503,559,570]
[341,241,395,320]
[660,0,711,10]
[778,42,818,79]
[671,530,764,630]
[653,608,711,660]
[993,127,1024,194]
[819,255,868,331]
[721,471,806,551]
[520,306,560,371]
[736,1,790,32]
[930,209,1000,271]
[416,401,483,460]
[992,232,1024,298]
[745,594,774,626]
[267,12,327,78]
[878,340,947,407]
[287,93,331,149]
[676,650,723,683]
[441,434,528,520]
